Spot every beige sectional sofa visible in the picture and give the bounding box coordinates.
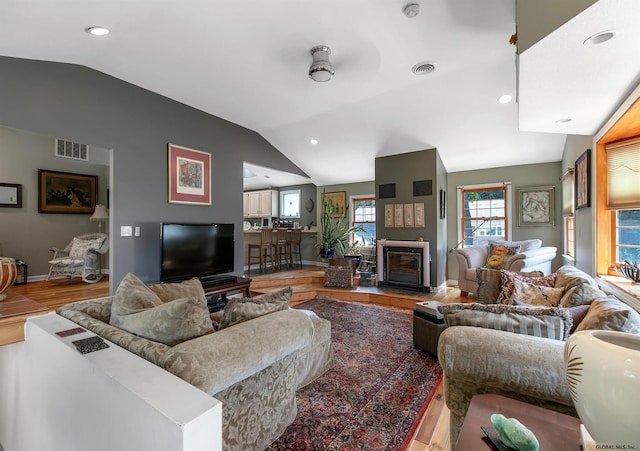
[58,276,333,451]
[437,264,640,444]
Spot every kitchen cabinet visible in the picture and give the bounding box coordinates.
[244,189,278,218]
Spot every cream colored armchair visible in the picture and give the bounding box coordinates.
[453,239,557,296]
[48,233,109,283]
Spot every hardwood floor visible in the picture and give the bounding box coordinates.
[7,268,466,450]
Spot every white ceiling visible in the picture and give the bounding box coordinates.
[1,0,638,189]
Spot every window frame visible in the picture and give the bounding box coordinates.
[279,189,300,219]
[351,195,376,247]
[456,182,512,248]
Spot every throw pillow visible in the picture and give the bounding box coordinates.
[514,300,591,334]
[438,302,573,340]
[484,243,520,270]
[69,237,105,258]
[510,278,564,306]
[575,296,640,334]
[489,239,542,252]
[558,282,607,308]
[476,267,502,304]
[497,270,557,304]
[110,273,213,345]
[219,287,292,329]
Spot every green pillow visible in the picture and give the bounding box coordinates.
[439,302,572,340]
[110,273,213,345]
[220,287,292,329]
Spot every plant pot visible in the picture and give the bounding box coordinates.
[0,257,17,302]
[320,246,335,259]
[565,330,640,447]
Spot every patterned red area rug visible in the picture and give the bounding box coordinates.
[268,297,443,451]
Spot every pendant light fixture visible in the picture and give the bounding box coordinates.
[309,45,334,82]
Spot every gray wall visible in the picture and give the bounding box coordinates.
[0,126,110,276]
[561,135,596,273]
[0,56,306,292]
[375,149,447,288]
[446,161,564,280]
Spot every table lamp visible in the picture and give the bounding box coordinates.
[90,204,109,233]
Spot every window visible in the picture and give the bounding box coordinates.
[565,216,575,259]
[458,184,509,247]
[280,190,300,218]
[352,196,375,246]
[562,168,575,259]
[614,210,640,263]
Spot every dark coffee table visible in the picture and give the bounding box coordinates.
[455,394,581,450]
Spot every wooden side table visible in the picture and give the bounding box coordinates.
[455,394,581,450]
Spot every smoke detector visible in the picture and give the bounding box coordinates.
[402,3,420,18]
[412,61,436,75]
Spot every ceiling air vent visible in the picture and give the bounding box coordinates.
[54,139,89,161]
[412,61,436,76]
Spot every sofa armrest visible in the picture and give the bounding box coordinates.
[454,245,489,270]
[159,309,314,396]
[505,246,557,273]
[437,326,575,442]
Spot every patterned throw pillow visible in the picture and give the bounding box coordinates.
[110,273,213,345]
[510,278,564,306]
[220,287,292,329]
[514,300,590,334]
[484,243,520,270]
[497,270,557,304]
[69,237,105,258]
[438,302,573,340]
[575,296,640,333]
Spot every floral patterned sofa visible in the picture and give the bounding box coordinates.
[437,264,640,444]
[58,274,333,451]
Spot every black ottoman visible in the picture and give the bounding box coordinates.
[413,301,447,357]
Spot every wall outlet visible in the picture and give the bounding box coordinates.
[121,226,132,237]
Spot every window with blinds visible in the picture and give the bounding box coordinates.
[606,137,640,263]
[606,137,640,210]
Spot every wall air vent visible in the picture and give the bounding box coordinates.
[54,139,89,161]
[411,61,436,76]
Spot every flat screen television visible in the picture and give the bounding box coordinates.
[160,223,235,284]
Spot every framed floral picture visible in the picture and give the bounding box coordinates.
[517,186,555,227]
[384,204,394,227]
[394,204,404,227]
[404,203,414,227]
[575,149,591,210]
[168,143,211,205]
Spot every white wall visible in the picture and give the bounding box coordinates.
[0,314,221,451]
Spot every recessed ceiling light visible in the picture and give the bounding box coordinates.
[556,118,572,123]
[584,30,615,46]
[86,26,110,36]
[310,139,318,145]
[498,94,512,104]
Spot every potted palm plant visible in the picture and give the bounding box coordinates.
[317,195,365,259]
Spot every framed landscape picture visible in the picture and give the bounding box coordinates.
[575,149,591,209]
[38,169,97,214]
[168,143,211,205]
[517,186,555,227]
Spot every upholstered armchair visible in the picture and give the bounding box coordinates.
[453,239,557,296]
[48,233,109,283]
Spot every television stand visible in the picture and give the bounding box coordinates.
[201,276,252,313]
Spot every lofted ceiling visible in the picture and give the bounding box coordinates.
[0,0,638,189]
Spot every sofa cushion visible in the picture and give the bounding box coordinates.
[438,302,572,340]
[511,278,564,306]
[497,270,557,304]
[575,296,640,333]
[489,239,542,252]
[484,243,520,270]
[220,287,292,329]
[110,273,213,346]
[555,264,607,307]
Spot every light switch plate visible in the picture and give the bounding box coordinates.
[121,226,132,236]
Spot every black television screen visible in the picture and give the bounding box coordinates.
[160,223,234,283]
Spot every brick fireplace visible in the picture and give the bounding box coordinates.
[376,239,431,292]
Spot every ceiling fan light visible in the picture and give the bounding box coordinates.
[309,45,334,82]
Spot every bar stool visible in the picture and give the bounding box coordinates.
[275,229,292,270]
[289,228,302,268]
[247,229,275,273]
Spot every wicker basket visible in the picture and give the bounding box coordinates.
[325,266,354,288]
